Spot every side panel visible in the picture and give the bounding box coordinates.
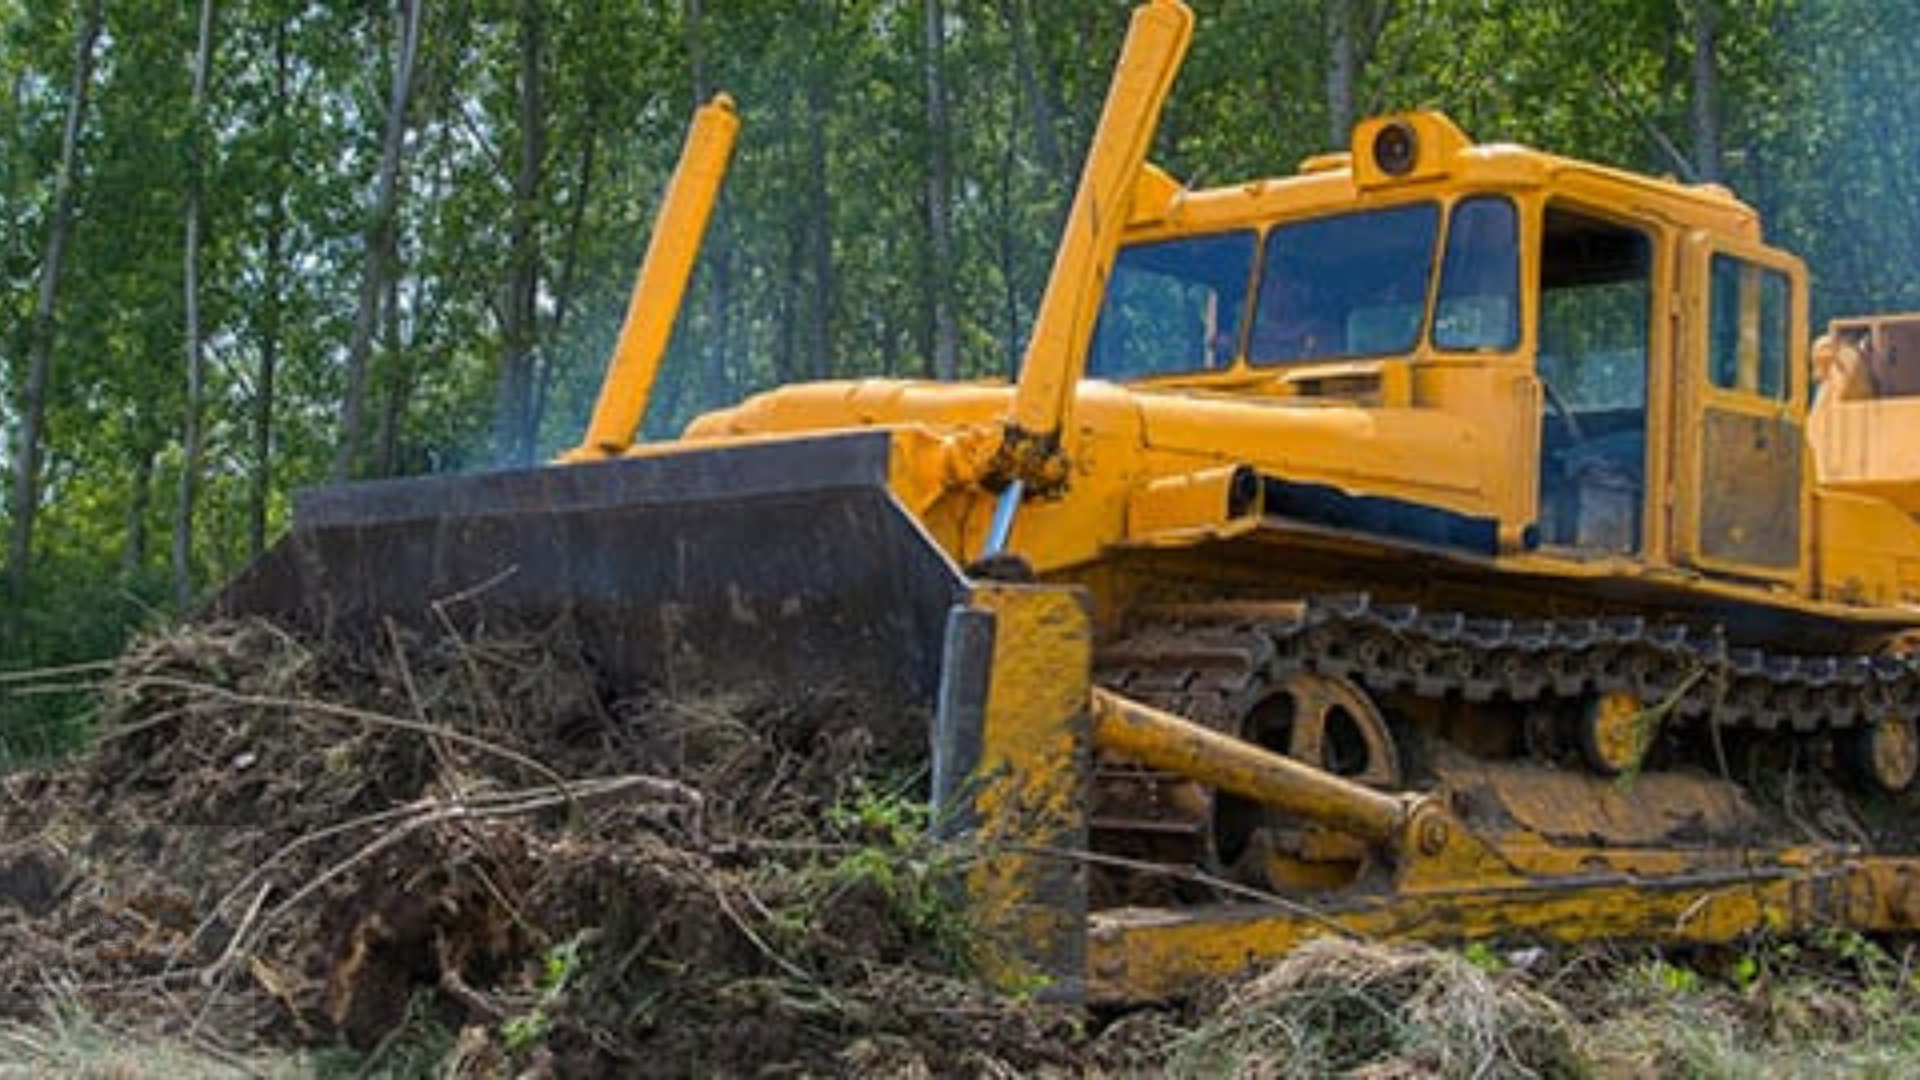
[1699,409,1802,568]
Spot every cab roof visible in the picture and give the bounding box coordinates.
[1128,111,1762,245]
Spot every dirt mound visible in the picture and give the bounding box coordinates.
[0,618,1085,1074]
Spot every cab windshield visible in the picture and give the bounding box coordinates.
[1249,204,1439,362]
[1249,197,1517,363]
[1089,197,1519,381]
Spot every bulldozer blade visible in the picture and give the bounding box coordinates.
[216,431,967,719]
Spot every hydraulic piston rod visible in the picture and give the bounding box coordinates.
[993,0,1193,490]
[1090,686,1410,845]
[565,93,740,461]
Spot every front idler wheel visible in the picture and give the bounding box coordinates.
[1212,672,1400,890]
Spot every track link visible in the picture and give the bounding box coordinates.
[1100,593,1920,735]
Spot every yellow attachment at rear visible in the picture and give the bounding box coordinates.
[1807,313,1920,603]
[564,94,739,461]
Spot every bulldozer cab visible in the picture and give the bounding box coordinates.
[1087,120,1819,590]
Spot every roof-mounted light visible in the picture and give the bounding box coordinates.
[1372,121,1419,177]
[1351,112,1470,189]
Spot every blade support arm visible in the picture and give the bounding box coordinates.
[565,93,740,462]
[994,0,1193,492]
[1090,687,1413,847]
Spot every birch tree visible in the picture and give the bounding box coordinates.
[492,0,545,467]
[924,0,957,379]
[6,0,104,603]
[172,0,217,607]
[333,0,423,481]
[1688,0,1723,182]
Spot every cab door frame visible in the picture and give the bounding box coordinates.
[1672,230,1812,591]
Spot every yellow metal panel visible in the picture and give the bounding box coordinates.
[1813,489,1920,606]
[1123,465,1258,545]
[1088,853,1920,1002]
[1135,392,1496,514]
[1811,396,1920,507]
[962,585,1095,992]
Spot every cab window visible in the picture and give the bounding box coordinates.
[1708,255,1790,399]
[1536,207,1653,555]
[1434,196,1519,350]
[1247,203,1440,363]
[1090,231,1256,380]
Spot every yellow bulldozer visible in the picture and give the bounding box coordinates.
[218,0,1920,1001]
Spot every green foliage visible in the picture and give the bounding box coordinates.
[1460,940,1506,972]
[6,0,1920,731]
[817,779,977,971]
[1577,936,1920,1076]
[500,933,587,1055]
[1639,957,1703,994]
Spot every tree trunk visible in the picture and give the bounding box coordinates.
[1324,0,1356,145]
[333,0,422,481]
[923,0,957,380]
[493,0,545,466]
[533,133,595,441]
[374,256,408,476]
[998,81,1023,378]
[802,10,835,380]
[173,0,218,610]
[250,20,291,560]
[7,0,104,603]
[123,445,156,583]
[998,0,1064,177]
[687,0,733,414]
[1689,0,1723,183]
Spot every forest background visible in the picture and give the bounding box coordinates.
[3,0,1918,758]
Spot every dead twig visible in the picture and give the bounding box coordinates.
[0,658,117,685]
[385,617,466,801]
[107,675,576,804]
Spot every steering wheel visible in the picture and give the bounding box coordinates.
[1541,379,1587,446]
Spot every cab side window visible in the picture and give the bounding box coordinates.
[1434,196,1519,351]
[1707,255,1790,400]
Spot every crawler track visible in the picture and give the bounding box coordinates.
[1100,593,1920,735]
[1089,594,1920,884]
